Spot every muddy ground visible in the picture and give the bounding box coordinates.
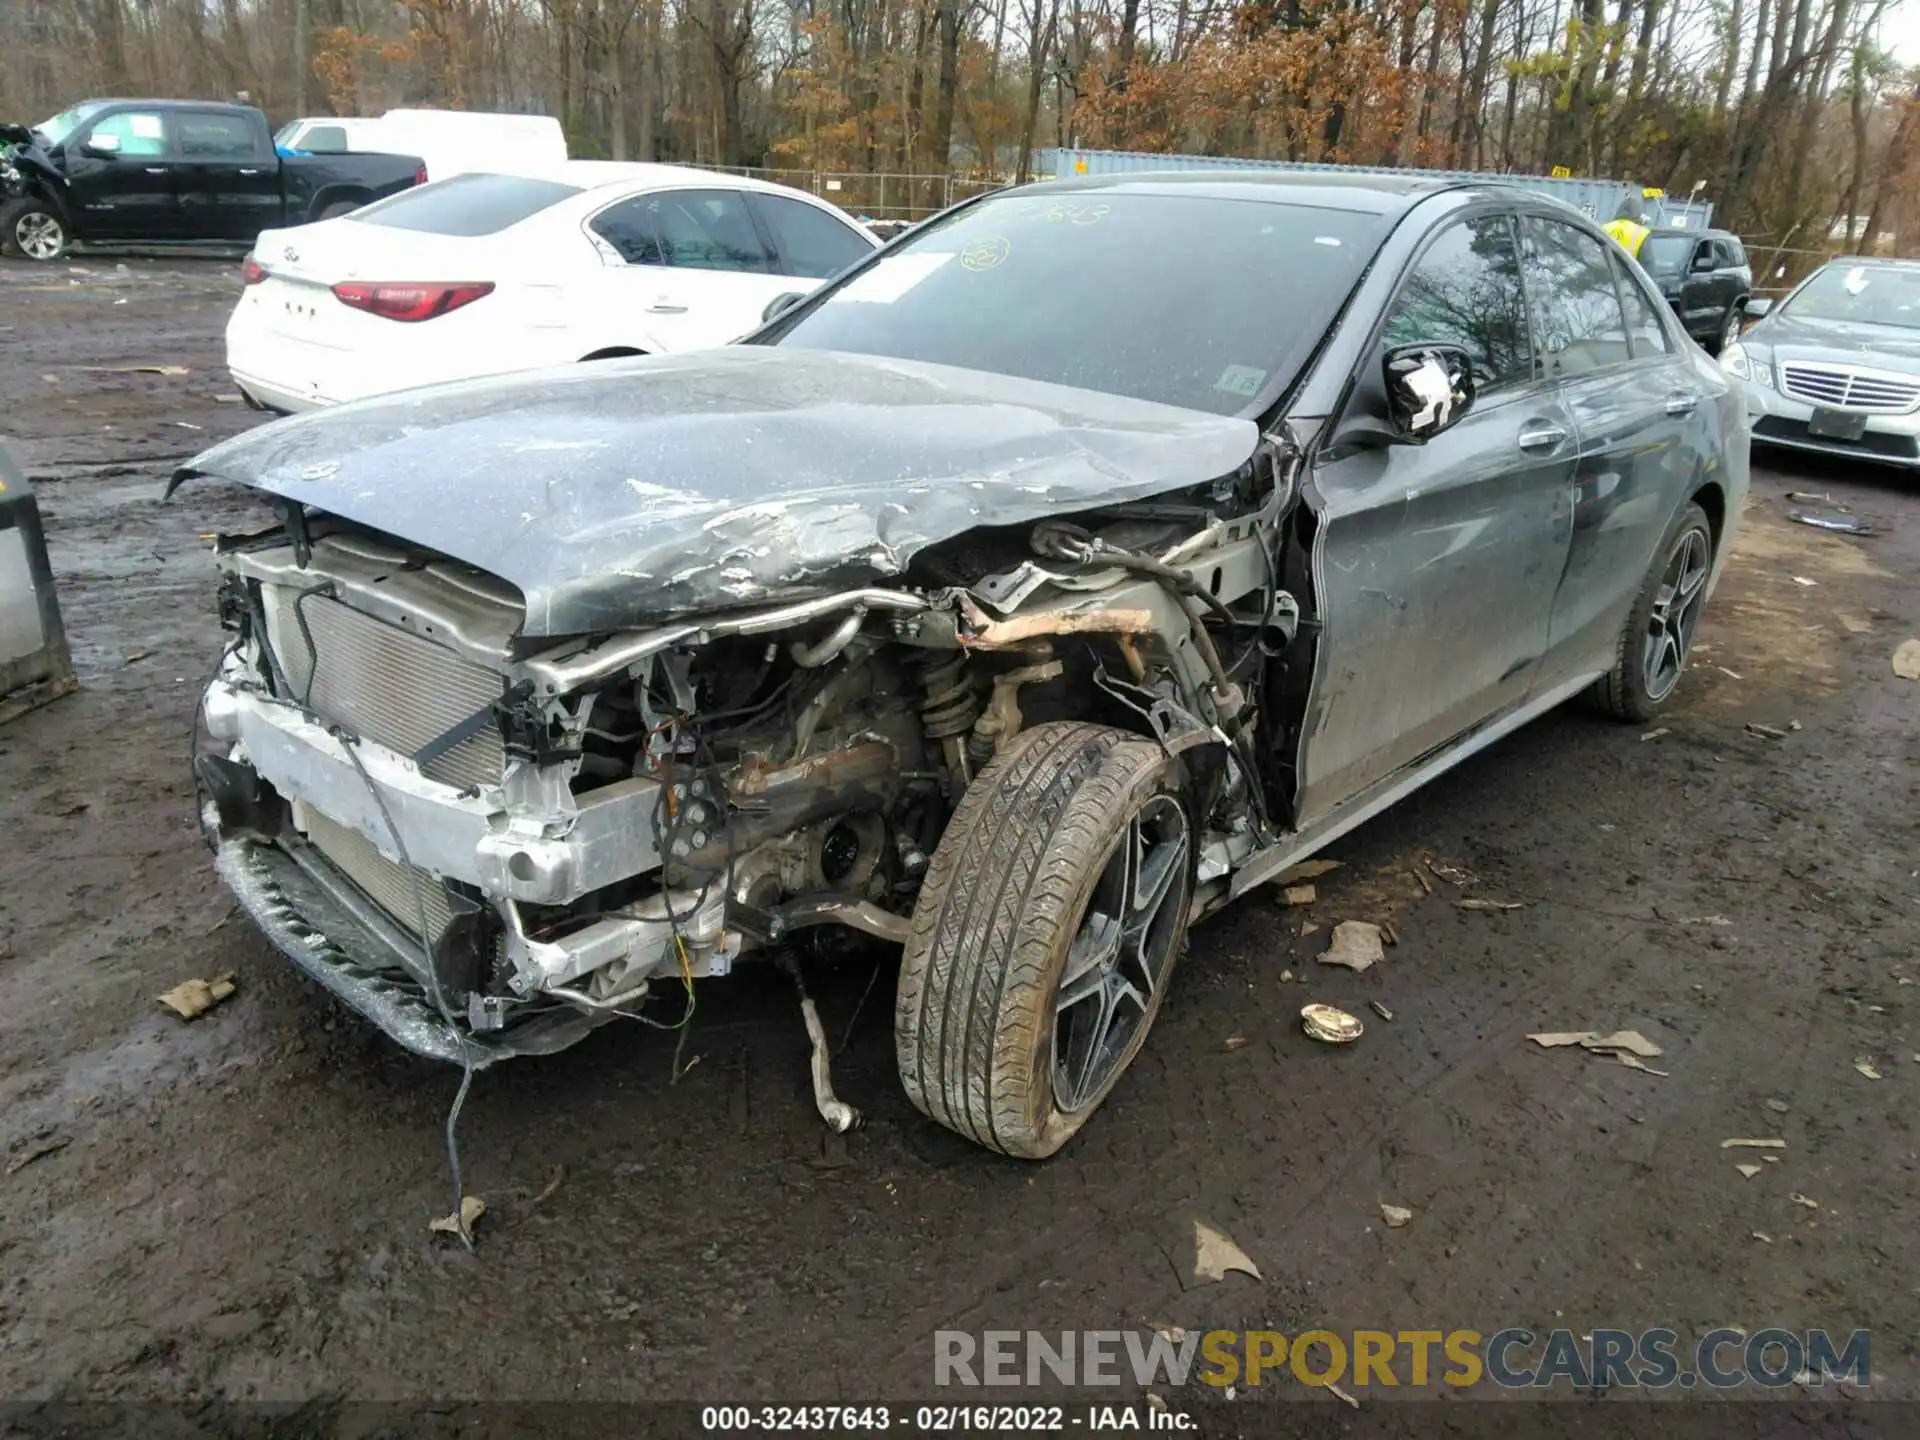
[0,257,1914,1426]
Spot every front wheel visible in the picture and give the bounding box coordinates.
[1709,304,1743,356]
[1593,501,1715,723]
[896,722,1194,1158]
[1,198,68,261]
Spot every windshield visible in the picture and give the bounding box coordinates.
[1640,235,1695,274]
[34,101,107,146]
[273,121,302,147]
[1783,263,1920,329]
[762,188,1388,415]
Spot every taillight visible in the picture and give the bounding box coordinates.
[330,281,495,322]
[414,164,429,187]
[241,255,268,285]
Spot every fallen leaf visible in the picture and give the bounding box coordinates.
[1457,898,1524,912]
[157,974,237,1020]
[1223,1035,1251,1052]
[1582,1030,1663,1058]
[1721,1138,1787,1150]
[1529,1031,1598,1048]
[1319,921,1385,973]
[1892,640,1920,681]
[1369,1001,1394,1022]
[1380,1203,1413,1228]
[1279,884,1316,907]
[1853,1057,1884,1080]
[1274,858,1343,886]
[1639,727,1670,741]
[1788,1193,1819,1210]
[1735,1163,1762,1179]
[429,1194,486,1237]
[1193,1219,1261,1283]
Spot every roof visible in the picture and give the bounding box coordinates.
[79,97,258,114]
[554,160,822,198]
[1018,169,1465,215]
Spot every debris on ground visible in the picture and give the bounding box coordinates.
[1380,920,1399,946]
[1192,1219,1261,1283]
[6,1130,70,1176]
[1746,722,1788,740]
[1892,640,1920,681]
[1790,510,1875,536]
[1369,1001,1394,1022]
[1721,1138,1787,1150]
[1735,1163,1762,1179]
[1279,884,1316,907]
[1852,1057,1884,1080]
[528,1164,567,1210]
[1529,1030,1666,1075]
[1716,666,1745,680]
[1789,1193,1819,1210]
[157,973,237,1020]
[1529,1032,1596,1048]
[1320,921,1385,972]
[1223,1035,1250,1052]
[1412,867,1434,896]
[1380,1203,1413,1228]
[1457,897,1524,913]
[1764,1099,1790,1114]
[84,363,191,377]
[1752,1231,1773,1243]
[1326,1382,1360,1409]
[429,1195,486,1238]
[1640,727,1670,741]
[1426,859,1476,886]
[1584,1031,1663,1058]
[1786,491,1839,506]
[1791,576,1818,587]
[214,392,244,403]
[1679,914,1733,926]
[1273,858,1344,886]
[1301,1004,1364,1044]
[1615,1054,1670,1076]
[1278,969,1293,983]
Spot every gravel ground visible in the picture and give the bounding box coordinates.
[0,257,1914,1429]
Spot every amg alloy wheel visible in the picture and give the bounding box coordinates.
[1593,501,1715,722]
[896,722,1193,1158]
[2,200,67,262]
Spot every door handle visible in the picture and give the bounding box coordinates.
[144,166,168,175]
[1664,391,1699,416]
[1517,422,1568,452]
[238,167,263,176]
[646,302,688,314]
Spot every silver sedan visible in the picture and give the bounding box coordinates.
[1726,256,1920,468]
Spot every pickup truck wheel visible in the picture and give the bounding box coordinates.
[1592,501,1714,723]
[896,722,1193,1158]
[2,199,68,261]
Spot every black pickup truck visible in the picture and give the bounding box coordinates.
[1,99,424,262]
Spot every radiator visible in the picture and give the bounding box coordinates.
[298,803,455,944]
[261,585,505,791]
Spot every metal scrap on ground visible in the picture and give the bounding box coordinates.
[1193,1219,1261,1283]
[1790,510,1875,536]
[1320,921,1385,972]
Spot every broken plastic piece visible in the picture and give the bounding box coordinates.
[157,974,237,1020]
[1380,1203,1413,1228]
[1319,921,1385,972]
[1790,510,1875,536]
[1892,640,1920,681]
[1302,1004,1363,1044]
[1193,1218,1261,1282]
[1720,1137,1787,1150]
[1735,1163,1762,1179]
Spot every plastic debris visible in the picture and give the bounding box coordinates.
[1720,1138,1787,1150]
[1745,722,1788,739]
[1735,1163,1762,1179]
[1380,1203,1413,1228]
[1752,1231,1772,1243]
[1716,666,1745,680]
[1786,491,1837,505]
[1790,510,1874,536]
[1640,727,1670,741]
[1327,1382,1360,1410]
[1764,1098,1790,1114]
[1193,1219,1261,1283]
[1893,640,1920,681]
[1791,576,1818,587]
[1529,1032,1596,1048]
[1274,858,1343,886]
[157,974,237,1020]
[1278,969,1293,983]
[1320,922,1385,972]
[1853,1057,1884,1080]
[1584,1030,1664,1058]
[1279,884,1316,907]
[1301,1004,1364,1044]
[1457,897,1524,913]
[1616,1055,1671,1077]
[1426,859,1475,886]
[1789,1193,1819,1210]
[1223,1034,1251,1052]
[1369,1001,1394,1022]
[429,1195,486,1238]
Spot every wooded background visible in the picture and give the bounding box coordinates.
[3,0,1916,249]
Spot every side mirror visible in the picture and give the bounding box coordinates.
[82,132,122,157]
[762,291,806,323]
[1383,344,1475,442]
[1691,250,1716,272]
[1743,297,1773,321]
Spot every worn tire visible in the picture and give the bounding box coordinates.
[895,722,1193,1159]
[1592,501,1715,723]
[1,196,69,261]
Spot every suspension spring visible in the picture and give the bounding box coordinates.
[910,651,981,740]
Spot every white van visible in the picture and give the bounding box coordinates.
[275,109,566,182]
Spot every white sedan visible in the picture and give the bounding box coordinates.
[226,162,881,412]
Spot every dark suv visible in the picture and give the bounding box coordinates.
[1637,228,1752,355]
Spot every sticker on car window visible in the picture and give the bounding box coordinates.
[129,114,164,140]
[1215,364,1265,398]
[960,237,1011,271]
[1843,267,1868,296]
[833,252,954,304]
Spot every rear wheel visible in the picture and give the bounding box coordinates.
[317,200,362,221]
[1593,501,1714,723]
[896,722,1193,1158]
[2,198,68,261]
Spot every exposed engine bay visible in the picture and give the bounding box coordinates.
[193,439,1313,1101]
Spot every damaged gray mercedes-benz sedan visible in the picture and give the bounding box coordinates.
[174,172,1748,1157]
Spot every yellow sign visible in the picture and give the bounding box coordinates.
[1642,186,1666,198]
[1073,159,1088,174]
[1549,165,1572,179]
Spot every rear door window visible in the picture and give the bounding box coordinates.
[750,194,873,279]
[350,172,584,236]
[646,189,773,272]
[1522,217,1632,377]
[178,110,263,160]
[1380,213,1534,391]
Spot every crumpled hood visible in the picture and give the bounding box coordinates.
[175,347,1261,638]
[1751,312,1920,370]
